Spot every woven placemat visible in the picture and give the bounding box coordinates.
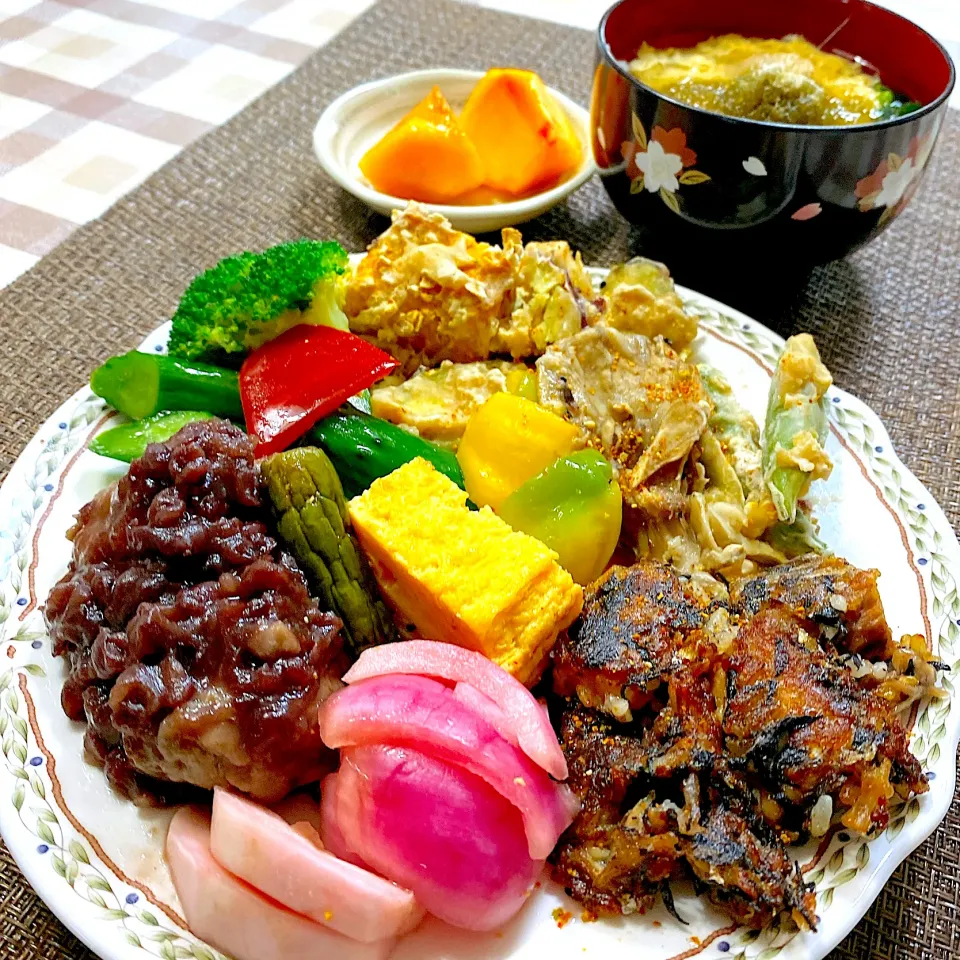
[0,0,957,957]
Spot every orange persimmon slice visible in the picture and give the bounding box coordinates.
[358,86,485,204]
[460,69,582,196]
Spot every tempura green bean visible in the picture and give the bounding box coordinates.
[698,364,777,536]
[761,334,833,524]
[766,513,829,558]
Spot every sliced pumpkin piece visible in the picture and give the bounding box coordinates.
[358,86,485,204]
[460,69,582,196]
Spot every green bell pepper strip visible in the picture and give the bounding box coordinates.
[90,349,465,491]
[90,351,244,421]
[89,410,215,462]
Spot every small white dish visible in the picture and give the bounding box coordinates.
[313,68,596,233]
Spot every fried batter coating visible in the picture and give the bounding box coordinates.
[537,327,710,514]
[722,602,926,832]
[600,257,698,350]
[550,702,680,917]
[345,203,594,373]
[680,784,815,929]
[549,697,817,928]
[552,562,721,718]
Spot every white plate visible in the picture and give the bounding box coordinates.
[313,69,595,232]
[1,279,958,960]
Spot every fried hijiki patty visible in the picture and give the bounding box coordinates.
[549,556,933,928]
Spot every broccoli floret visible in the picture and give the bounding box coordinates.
[167,239,350,366]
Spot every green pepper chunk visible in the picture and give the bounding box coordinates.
[260,447,395,654]
[89,410,215,462]
[90,351,244,421]
[309,409,465,500]
[497,449,622,586]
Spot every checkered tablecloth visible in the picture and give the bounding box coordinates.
[0,0,957,290]
[0,0,373,287]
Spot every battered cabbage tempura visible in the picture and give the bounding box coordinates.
[345,203,596,373]
[601,257,698,350]
[370,359,533,443]
[536,325,710,570]
[536,324,835,577]
[347,208,834,580]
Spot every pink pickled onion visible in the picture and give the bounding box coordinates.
[342,640,568,780]
[335,745,543,931]
[450,684,556,762]
[319,674,578,859]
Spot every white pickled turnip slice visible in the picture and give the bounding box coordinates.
[329,766,372,865]
[210,789,423,942]
[165,807,395,960]
[319,674,579,859]
[337,745,544,931]
[342,639,568,779]
[320,772,369,868]
[272,792,325,838]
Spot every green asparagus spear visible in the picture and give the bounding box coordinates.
[761,334,833,524]
[260,447,395,653]
[89,410,214,462]
[90,351,244,421]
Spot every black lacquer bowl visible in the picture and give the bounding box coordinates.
[592,0,956,269]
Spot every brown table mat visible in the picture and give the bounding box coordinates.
[0,0,958,957]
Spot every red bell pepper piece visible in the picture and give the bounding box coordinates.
[240,324,398,456]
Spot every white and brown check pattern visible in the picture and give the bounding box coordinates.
[0,0,372,287]
[0,0,957,290]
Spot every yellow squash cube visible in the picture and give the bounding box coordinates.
[456,392,579,511]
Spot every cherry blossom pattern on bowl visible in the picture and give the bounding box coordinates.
[622,119,711,213]
[855,132,936,225]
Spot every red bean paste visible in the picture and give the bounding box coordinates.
[44,419,347,806]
